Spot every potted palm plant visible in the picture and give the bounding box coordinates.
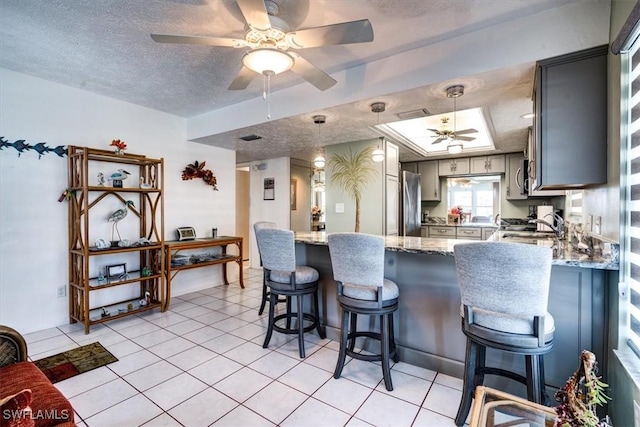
[327,146,378,232]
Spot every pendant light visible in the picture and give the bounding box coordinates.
[446,85,464,154]
[312,115,326,168]
[370,102,386,162]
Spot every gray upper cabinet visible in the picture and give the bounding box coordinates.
[469,155,505,175]
[438,158,470,176]
[418,161,440,201]
[505,153,528,200]
[533,45,607,190]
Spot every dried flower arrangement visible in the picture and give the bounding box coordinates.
[554,350,611,427]
[181,160,218,191]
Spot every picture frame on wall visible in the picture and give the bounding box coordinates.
[291,179,297,210]
[264,177,275,200]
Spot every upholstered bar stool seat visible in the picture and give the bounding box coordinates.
[253,221,285,315]
[453,242,554,427]
[255,227,325,358]
[328,232,399,391]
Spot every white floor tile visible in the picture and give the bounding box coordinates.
[24,327,63,343]
[210,316,250,332]
[200,333,245,353]
[118,321,161,339]
[281,397,350,427]
[169,388,238,427]
[164,318,207,335]
[355,390,420,427]
[30,342,80,360]
[273,336,323,358]
[192,311,230,325]
[346,417,375,427]
[55,366,118,398]
[412,408,458,426]
[312,377,373,414]
[73,329,127,347]
[188,355,243,385]
[216,303,251,316]
[108,349,161,376]
[179,305,214,319]
[213,366,272,402]
[105,315,148,331]
[148,336,196,359]
[143,373,208,410]
[222,341,271,365]
[340,359,385,389]
[248,351,300,379]
[202,299,234,311]
[422,383,463,419]
[133,329,178,348]
[434,373,464,390]
[228,322,266,340]
[104,339,144,359]
[146,311,189,327]
[69,377,138,419]
[167,300,199,313]
[211,405,275,427]
[166,345,217,371]
[392,362,437,382]
[278,362,332,395]
[182,325,225,344]
[375,370,431,406]
[56,322,86,334]
[303,346,340,373]
[123,360,182,391]
[244,382,307,425]
[28,334,77,356]
[83,393,162,427]
[143,413,183,426]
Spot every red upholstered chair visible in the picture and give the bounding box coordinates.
[0,326,76,427]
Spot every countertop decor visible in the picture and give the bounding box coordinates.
[294,231,619,270]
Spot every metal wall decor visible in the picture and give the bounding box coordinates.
[0,136,67,158]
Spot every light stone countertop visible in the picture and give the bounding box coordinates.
[294,231,619,270]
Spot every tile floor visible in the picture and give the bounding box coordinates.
[25,268,466,427]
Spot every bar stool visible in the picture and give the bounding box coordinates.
[255,227,325,358]
[453,242,554,426]
[327,232,399,391]
[253,221,279,315]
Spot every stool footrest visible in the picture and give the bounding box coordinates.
[273,312,321,335]
[479,367,527,385]
[345,331,397,363]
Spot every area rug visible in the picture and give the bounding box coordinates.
[33,342,118,384]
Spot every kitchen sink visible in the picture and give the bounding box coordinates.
[502,231,555,239]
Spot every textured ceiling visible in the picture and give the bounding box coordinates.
[0,0,606,163]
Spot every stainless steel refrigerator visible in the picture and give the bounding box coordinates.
[400,171,422,236]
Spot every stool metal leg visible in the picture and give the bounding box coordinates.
[286,296,292,330]
[297,295,306,358]
[389,312,399,363]
[263,293,276,349]
[313,291,325,339]
[348,313,357,352]
[525,354,543,404]
[456,338,478,427]
[381,313,393,391]
[334,309,350,379]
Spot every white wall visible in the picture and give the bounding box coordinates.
[0,68,236,333]
[248,157,291,268]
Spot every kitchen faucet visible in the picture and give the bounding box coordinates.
[529,213,565,240]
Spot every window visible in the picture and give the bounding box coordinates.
[447,176,500,221]
[620,22,640,358]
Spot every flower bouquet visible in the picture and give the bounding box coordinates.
[311,206,322,220]
[110,139,127,155]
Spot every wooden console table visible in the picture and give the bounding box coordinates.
[163,236,244,310]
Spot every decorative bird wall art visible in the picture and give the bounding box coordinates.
[108,200,134,243]
[108,169,130,188]
[0,136,67,158]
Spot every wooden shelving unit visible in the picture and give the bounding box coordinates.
[67,146,165,333]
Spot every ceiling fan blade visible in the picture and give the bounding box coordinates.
[287,19,374,49]
[431,137,445,145]
[236,0,271,31]
[455,136,476,142]
[151,34,246,48]
[454,128,478,135]
[228,66,256,90]
[290,54,337,91]
[427,129,441,133]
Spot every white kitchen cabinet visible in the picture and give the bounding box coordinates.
[470,155,505,175]
[505,153,528,200]
[438,158,470,176]
[482,228,497,240]
[420,226,428,237]
[385,174,399,236]
[429,226,456,238]
[385,141,399,177]
[457,227,481,240]
[418,160,440,201]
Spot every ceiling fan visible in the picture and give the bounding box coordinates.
[427,85,478,149]
[150,0,374,92]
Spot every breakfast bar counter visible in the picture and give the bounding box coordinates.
[293,231,617,396]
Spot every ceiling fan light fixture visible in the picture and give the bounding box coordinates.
[243,48,294,75]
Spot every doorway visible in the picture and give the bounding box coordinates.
[236,167,250,261]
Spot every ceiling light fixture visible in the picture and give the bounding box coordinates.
[312,115,326,168]
[243,48,295,120]
[371,102,386,162]
[446,85,465,155]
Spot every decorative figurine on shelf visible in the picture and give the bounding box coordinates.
[145,291,151,306]
[101,307,110,318]
[108,200,134,244]
[127,303,134,311]
[97,172,105,187]
[141,266,152,277]
[311,206,322,221]
[107,169,130,188]
[97,271,106,285]
[110,139,127,155]
[139,177,153,189]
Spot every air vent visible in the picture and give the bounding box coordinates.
[396,108,430,120]
[239,134,262,142]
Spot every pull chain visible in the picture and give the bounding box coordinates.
[262,71,274,120]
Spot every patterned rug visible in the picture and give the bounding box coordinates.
[33,342,118,384]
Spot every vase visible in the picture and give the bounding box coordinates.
[114,148,124,155]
